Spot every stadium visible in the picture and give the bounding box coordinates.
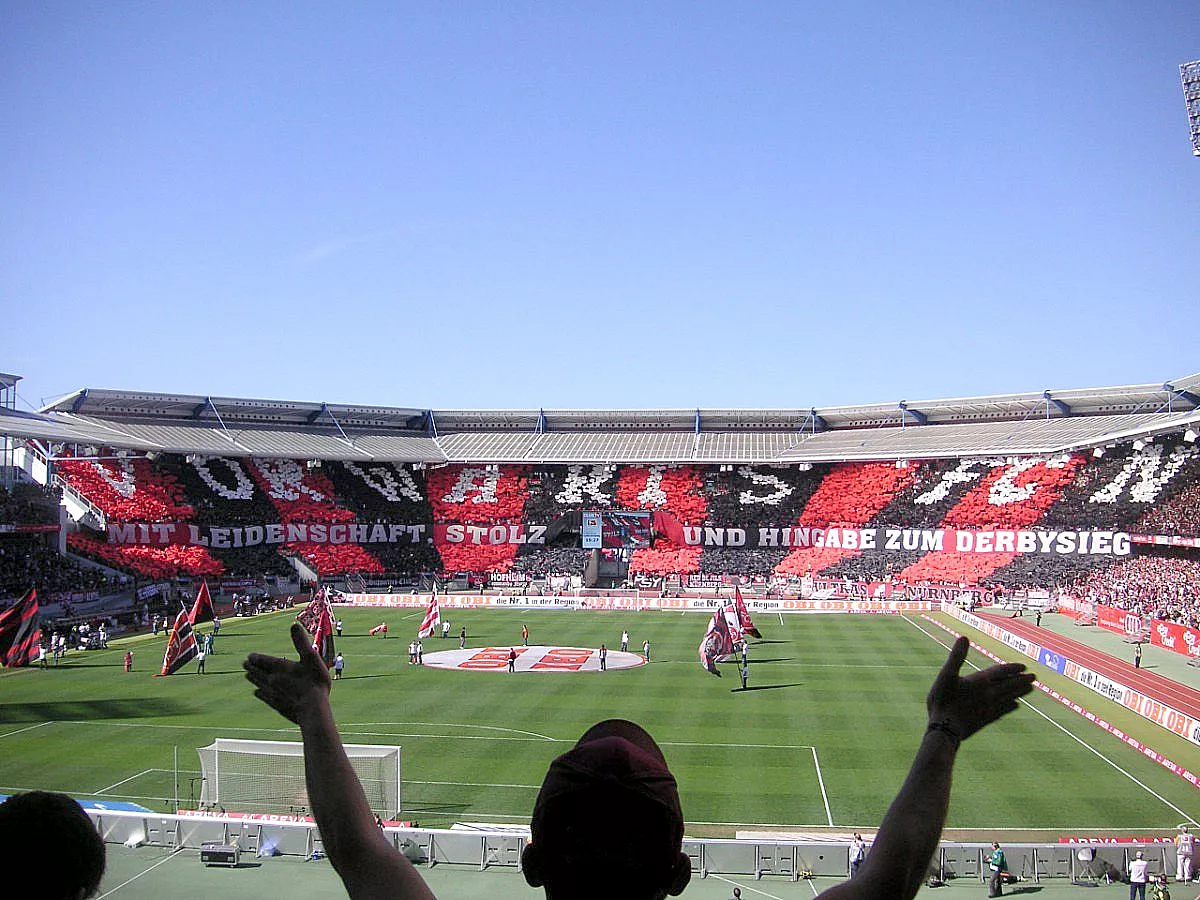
[4,6,1199,898]
[2,371,1199,898]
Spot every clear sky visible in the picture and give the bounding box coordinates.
[2,3,1197,414]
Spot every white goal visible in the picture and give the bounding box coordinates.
[197,738,402,818]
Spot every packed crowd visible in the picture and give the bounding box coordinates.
[1066,549,1200,628]
[0,484,112,601]
[24,443,1200,596]
[0,482,59,525]
[0,535,112,601]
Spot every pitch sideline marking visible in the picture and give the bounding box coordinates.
[94,846,186,899]
[901,615,1194,822]
[0,721,53,739]
[811,747,834,827]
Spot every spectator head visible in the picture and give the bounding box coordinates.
[523,719,689,900]
[0,791,105,899]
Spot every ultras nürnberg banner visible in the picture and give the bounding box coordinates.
[105,521,1136,557]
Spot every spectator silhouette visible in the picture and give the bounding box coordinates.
[0,791,106,900]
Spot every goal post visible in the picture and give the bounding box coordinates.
[197,738,401,818]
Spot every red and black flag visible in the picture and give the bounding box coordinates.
[698,604,735,677]
[296,585,326,634]
[734,586,762,639]
[159,603,199,676]
[297,586,336,667]
[188,580,214,625]
[0,589,41,667]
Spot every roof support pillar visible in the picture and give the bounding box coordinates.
[1043,391,1071,418]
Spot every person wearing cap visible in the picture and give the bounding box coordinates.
[244,627,1032,900]
[522,718,691,900]
[1130,850,1149,900]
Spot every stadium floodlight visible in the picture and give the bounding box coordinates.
[1092,447,1105,458]
[1182,60,1200,157]
[1133,438,1147,451]
[1185,428,1198,444]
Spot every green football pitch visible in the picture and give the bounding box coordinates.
[1,607,1196,837]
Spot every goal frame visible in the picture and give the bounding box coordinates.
[197,738,401,818]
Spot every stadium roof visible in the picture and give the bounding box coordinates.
[1,374,1196,465]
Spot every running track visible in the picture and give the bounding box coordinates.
[976,612,1200,720]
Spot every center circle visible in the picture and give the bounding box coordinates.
[420,645,646,673]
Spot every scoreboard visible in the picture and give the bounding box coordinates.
[581,510,652,549]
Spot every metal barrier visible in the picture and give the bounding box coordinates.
[87,810,1179,883]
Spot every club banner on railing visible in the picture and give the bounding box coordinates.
[1149,618,1200,659]
[1096,604,1146,639]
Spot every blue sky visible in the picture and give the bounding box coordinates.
[2,3,1197,413]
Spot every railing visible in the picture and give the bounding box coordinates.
[55,476,107,530]
[87,809,1177,882]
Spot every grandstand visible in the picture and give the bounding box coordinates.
[3,372,1200,892]
[0,373,1198,605]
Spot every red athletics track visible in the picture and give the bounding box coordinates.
[975,612,1200,720]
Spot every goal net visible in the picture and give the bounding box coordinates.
[197,738,401,818]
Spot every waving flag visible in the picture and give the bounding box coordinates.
[188,580,214,624]
[417,591,440,639]
[698,605,735,676]
[159,603,198,675]
[298,586,336,667]
[734,586,762,639]
[723,603,745,645]
[0,589,41,667]
[297,585,327,633]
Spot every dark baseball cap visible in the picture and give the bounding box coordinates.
[531,719,684,845]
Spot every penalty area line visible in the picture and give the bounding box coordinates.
[96,769,157,795]
[0,721,53,739]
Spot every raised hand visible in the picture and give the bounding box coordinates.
[243,623,332,726]
[926,636,1035,743]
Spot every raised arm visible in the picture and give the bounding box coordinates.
[244,623,437,900]
[816,635,1035,900]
